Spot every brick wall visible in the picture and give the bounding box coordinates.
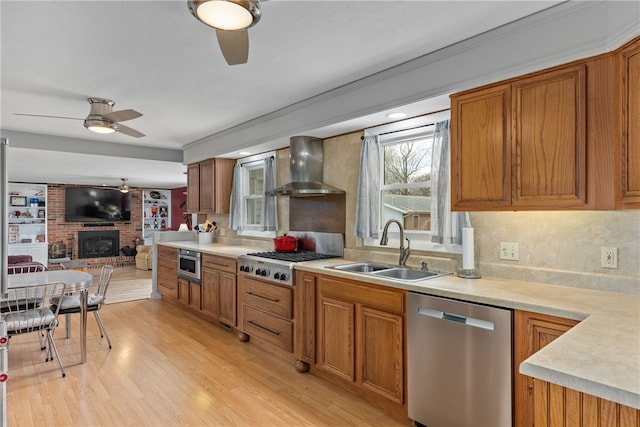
[47,184,144,269]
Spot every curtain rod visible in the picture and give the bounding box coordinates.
[239,155,275,166]
[360,123,434,140]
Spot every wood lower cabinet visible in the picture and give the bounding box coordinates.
[201,254,236,327]
[157,246,178,299]
[313,274,406,409]
[178,278,201,310]
[239,276,293,353]
[515,310,640,427]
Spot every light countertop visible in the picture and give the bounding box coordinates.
[156,241,640,409]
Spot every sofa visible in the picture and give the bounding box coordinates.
[135,245,152,271]
[8,255,48,274]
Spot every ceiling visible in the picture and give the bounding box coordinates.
[0,0,563,189]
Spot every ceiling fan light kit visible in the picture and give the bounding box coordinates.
[188,0,260,65]
[119,178,130,193]
[188,0,260,30]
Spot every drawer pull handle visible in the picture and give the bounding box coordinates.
[247,291,280,303]
[248,320,281,336]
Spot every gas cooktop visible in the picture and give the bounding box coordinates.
[246,250,339,263]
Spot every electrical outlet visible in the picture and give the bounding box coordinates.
[500,242,519,261]
[601,247,618,269]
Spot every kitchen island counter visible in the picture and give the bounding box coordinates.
[295,258,640,410]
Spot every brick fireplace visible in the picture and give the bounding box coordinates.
[78,230,120,258]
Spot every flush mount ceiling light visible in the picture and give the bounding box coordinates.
[187,0,261,65]
[188,0,261,31]
[386,112,407,120]
[119,178,130,193]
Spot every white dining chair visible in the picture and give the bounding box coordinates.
[2,281,67,377]
[52,265,115,349]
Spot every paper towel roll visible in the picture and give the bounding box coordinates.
[462,227,475,270]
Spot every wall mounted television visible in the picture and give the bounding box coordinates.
[65,187,131,223]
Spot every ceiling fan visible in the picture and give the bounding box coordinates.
[187,0,262,65]
[118,178,130,193]
[14,97,145,138]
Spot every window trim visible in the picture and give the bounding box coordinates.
[363,110,461,254]
[235,152,277,238]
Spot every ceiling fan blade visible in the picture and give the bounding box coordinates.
[115,124,145,138]
[14,113,84,120]
[216,29,249,65]
[103,109,142,122]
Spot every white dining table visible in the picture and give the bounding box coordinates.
[7,270,93,364]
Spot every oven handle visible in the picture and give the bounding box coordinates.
[246,291,280,303]
[248,320,281,336]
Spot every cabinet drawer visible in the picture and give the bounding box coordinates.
[320,276,405,315]
[242,278,292,319]
[242,305,293,352]
[158,274,177,299]
[158,246,177,259]
[158,262,177,276]
[202,254,236,273]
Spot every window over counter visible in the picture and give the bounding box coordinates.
[229,151,277,238]
[358,110,469,253]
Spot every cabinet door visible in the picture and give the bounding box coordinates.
[451,84,512,210]
[186,163,200,213]
[212,158,235,214]
[218,271,236,326]
[359,307,404,404]
[514,311,578,427]
[199,159,215,212]
[512,65,587,208]
[620,39,640,206]
[202,268,220,317]
[178,278,190,306]
[319,296,355,382]
[189,282,201,310]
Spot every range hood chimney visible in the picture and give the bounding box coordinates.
[268,136,345,197]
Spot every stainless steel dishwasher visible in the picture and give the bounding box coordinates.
[408,292,512,427]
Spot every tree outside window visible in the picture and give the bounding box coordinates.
[381,131,433,231]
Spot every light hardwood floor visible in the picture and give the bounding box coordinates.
[6,289,412,426]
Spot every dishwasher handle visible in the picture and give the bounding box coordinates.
[417,307,495,331]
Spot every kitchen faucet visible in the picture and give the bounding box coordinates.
[380,219,410,266]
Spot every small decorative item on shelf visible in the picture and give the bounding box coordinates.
[150,204,158,217]
[159,206,168,217]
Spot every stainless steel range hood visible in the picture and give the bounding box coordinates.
[267,136,345,197]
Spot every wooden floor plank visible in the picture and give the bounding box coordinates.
[6,296,412,426]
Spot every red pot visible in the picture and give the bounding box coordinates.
[274,234,298,251]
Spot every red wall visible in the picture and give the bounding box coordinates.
[171,187,188,230]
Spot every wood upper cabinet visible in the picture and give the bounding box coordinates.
[186,158,235,214]
[452,64,587,210]
[512,65,586,208]
[186,163,200,213]
[618,38,640,208]
[514,310,640,427]
[451,83,511,209]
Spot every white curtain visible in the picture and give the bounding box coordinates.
[263,156,277,232]
[228,163,243,231]
[228,156,277,232]
[430,120,470,245]
[354,134,381,239]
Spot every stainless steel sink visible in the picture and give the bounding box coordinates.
[328,263,450,282]
[332,262,393,273]
[372,268,439,281]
